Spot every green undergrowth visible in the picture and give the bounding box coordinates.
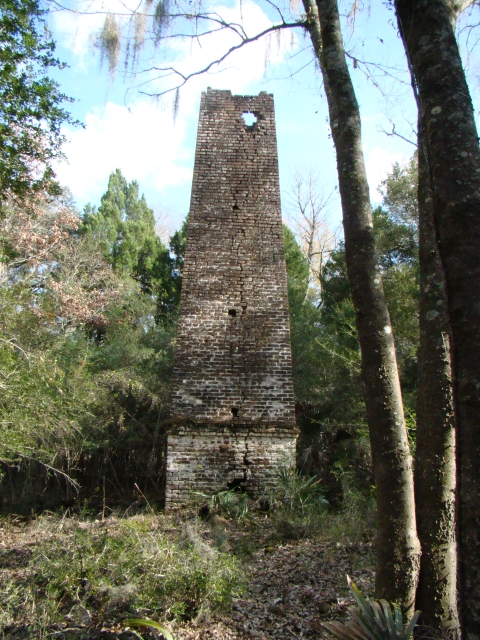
[0,513,244,635]
[197,468,375,553]
[257,500,376,553]
[0,486,376,638]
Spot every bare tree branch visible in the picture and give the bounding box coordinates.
[285,166,339,296]
[17,453,81,492]
[134,20,305,97]
[0,338,31,368]
[379,118,418,147]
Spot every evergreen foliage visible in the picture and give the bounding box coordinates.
[81,169,180,320]
[169,215,188,309]
[317,201,419,423]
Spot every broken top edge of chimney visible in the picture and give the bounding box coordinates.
[203,88,273,99]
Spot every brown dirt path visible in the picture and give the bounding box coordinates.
[172,535,374,640]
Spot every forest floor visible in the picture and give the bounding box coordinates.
[0,506,375,639]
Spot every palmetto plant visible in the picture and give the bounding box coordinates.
[196,487,251,520]
[276,466,328,515]
[322,577,421,640]
[213,488,250,520]
[125,618,174,640]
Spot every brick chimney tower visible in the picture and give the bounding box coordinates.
[166,89,298,506]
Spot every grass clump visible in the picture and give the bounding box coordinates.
[0,514,244,633]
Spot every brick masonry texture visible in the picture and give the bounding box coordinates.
[167,89,298,506]
[167,426,297,504]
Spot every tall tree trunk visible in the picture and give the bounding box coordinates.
[415,123,459,638]
[302,0,420,612]
[395,1,480,634]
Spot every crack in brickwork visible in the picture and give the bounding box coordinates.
[166,89,298,506]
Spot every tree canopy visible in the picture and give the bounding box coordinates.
[0,0,79,205]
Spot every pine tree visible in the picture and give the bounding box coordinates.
[81,169,176,319]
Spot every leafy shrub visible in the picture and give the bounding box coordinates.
[0,184,179,513]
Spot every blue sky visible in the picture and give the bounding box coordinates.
[46,0,479,236]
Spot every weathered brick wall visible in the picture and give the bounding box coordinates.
[167,426,296,504]
[167,89,297,506]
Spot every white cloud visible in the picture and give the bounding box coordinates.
[52,0,295,84]
[165,1,295,92]
[51,4,104,69]
[54,98,192,208]
[365,146,408,201]
[52,0,299,212]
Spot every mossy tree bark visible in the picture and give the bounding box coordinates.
[415,124,459,638]
[395,1,480,634]
[302,0,420,613]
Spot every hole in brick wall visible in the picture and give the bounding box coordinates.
[228,309,237,317]
[242,112,257,127]
[231,407,239,417]
[227,477,244,489]
[232,204,239,210]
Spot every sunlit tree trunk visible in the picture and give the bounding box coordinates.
[302,0,420,613]
[395,0,480,634]
[415,123,459,638]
